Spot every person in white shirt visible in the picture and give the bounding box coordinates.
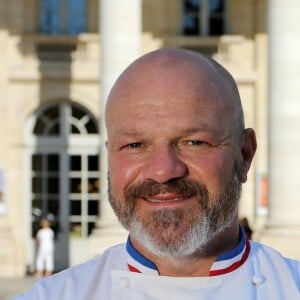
[35,219,54,278]
[13,48,300,299]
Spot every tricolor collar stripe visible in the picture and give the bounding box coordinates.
[209,238,250,276]
[126,226,250,276]
[126,238,158,272]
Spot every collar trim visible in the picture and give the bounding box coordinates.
[126,227,250,276]
[209,236,250,276]
[126,238,159,275]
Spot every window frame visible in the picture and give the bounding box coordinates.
[182,0,226,36]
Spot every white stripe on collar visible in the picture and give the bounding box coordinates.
[126,227,250,276]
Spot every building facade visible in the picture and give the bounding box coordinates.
[0,0,299,278]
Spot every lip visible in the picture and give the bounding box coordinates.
[141,193,194,207]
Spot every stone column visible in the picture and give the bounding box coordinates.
[90,0,141,254]
[263,0,300,258]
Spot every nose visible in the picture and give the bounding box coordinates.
[143,145,188,183]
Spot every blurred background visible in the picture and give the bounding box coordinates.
[0,0,299,285]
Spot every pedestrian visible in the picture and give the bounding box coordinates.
[35,219,54,278]
[13,48,300,299]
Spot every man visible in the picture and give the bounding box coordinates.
[14,49,300,299]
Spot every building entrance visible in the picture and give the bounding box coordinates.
[28,102,100,271]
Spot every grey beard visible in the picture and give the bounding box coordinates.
[108,170,242,258]
[128,175,240,258]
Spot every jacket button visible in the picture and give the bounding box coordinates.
[252,275,265,285]
[119,277,131,289]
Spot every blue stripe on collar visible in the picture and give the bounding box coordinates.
[215,226,246,261]
[126,237,157,271]
[126,226,250,276]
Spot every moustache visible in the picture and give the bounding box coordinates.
[125,178,209,203]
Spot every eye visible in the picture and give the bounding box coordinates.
[124,142,143,149]
[127,142,142,149]
[187,140,207,146]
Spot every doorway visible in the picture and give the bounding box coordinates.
[29,102,100,271]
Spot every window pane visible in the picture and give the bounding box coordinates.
[40,0,60,34]
[67,0,86,35]
[209,17,224,35]
[32,199,43,215]
[70,155,81,171]
[209,0,224,35]
[210,0,223,12]
[32,154,43,171]
[70,200,81,215]
[72,106,85,120]
[48,154,59,171]
[183,15,199,35]
[71,124,81,134]
[88,200,99,215]
[33,119,46,135]
[88,178,99,193]
[47,177,59,193]
[183,0,224,36]
[47,200,59,216]
[32,176,43,193]
[34,105,60,136]
[44,106,59,121]
[70,178,81,193]
[183,0,200,35]
[85,119,98,133]
[48,122,60,136]
[88,155,98,171]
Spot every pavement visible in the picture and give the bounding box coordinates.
[0,276,38,300]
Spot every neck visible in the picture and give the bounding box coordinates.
[130,224,240,277]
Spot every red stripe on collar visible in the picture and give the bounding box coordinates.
[128,264,142,273]
[208,238,251,276]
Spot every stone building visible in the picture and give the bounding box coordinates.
[0,0,299,277]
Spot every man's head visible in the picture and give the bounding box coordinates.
[105,48,256,258]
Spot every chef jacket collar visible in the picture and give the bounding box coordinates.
[126,226,250,276]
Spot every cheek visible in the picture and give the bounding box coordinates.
[108,155,142,196]
[188,154,235,193]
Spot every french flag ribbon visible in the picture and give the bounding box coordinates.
[126,227,250,276]
[126,238,159,275]
[208,230,250,276]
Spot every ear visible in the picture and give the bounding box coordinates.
[239,128,257,183]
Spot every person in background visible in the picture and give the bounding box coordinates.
[35,219,54,278]
[13,49,300,299]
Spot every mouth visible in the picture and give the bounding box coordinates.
[146,197,185,203]
[142,193,192,204]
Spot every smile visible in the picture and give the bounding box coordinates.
[146,197,185,203]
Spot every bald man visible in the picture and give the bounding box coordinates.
[14,49,300,299]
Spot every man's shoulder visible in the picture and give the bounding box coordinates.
[250,240,300,283]
[250,240,300,263]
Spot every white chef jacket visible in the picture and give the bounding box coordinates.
[13,230,300,300]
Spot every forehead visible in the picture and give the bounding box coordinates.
[105,51,236,135]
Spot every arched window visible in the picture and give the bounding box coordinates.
[33,103,98,136]
[29,102,100,270]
